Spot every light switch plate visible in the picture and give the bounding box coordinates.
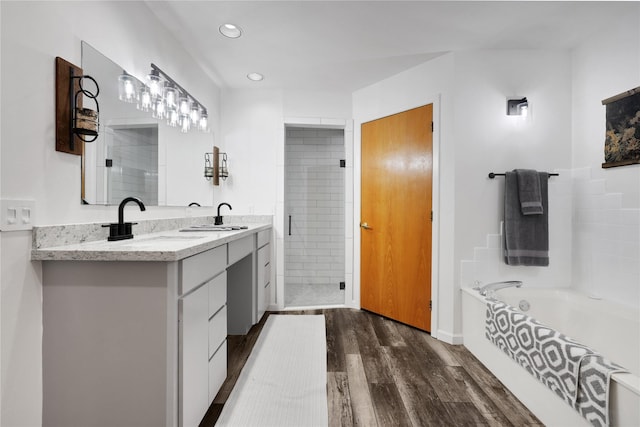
[0,199,36,231]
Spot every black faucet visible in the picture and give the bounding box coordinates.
[104,197,146,241]
[215,203,232,225]
[188,202,201,207]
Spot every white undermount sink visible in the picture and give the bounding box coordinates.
[117,235,206,248]
[179,225,248,232]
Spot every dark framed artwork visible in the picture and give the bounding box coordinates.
[601,86,640,168]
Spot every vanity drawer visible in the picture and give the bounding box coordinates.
[209,340,227,402]
[180,245,227,295]
[208,271,227,317]
[209,306,227,359]
[228,235,254,265]
[257,229,270,248]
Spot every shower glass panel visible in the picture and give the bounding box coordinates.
[106,125,159,205]
[285,127,345,307]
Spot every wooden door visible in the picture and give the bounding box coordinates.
[361,104,433,331]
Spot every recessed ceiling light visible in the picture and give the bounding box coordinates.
[247,72,264,82]
[219,23,242,39]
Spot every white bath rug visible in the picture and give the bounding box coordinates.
[215,314,328,427]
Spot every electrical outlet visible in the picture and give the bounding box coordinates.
[0,199,35,231]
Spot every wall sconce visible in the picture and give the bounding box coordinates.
[118,63,209,133]
[507,97,529,116]
[204,152,214,180]
[55,57,100,155]
[205,146,229,186]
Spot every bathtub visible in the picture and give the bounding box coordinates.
[461,286,640,426]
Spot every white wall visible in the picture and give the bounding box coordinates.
[570,7,640,307]
[218,89,283,214]
[0,2,221,425]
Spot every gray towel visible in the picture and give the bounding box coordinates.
[515,169,543,215]
[504,171,549,266]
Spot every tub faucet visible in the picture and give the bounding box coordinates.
[215,203,232,225]
[474,280,523,296]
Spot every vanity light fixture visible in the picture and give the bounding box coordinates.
[219,23,242,39]
[507,97,529,116]
[117,63,210,133]
[247,72,264,82]
[118,72,137,103]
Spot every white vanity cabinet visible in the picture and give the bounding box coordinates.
[38,224,272,427]
[178,245,227,427]
[257,229,271,320]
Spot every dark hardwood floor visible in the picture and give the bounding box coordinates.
[200,309,541,426]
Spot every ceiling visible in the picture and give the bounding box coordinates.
[145,1,634,92]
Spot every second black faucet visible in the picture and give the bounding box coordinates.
[215,203,232,225]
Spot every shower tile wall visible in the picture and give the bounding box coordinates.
[285,128,345,304]
[108,127,159,205]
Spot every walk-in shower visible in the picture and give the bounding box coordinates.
[284,127,345,306]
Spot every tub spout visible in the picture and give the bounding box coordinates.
[474,280,523,296]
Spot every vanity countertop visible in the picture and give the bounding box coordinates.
[32,223,271,262]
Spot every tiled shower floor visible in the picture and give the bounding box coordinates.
[285,283,345,307]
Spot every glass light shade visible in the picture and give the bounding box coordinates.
[137,86,152,112]
[164,84,178,110]
[153,99,166,119]
[180,115,191,133]
[198,110,209,132]
[178,96,191,116]
[167,109,180,127]
[190,105,201,125]
[118,73,137,103]
[147,70,163,100]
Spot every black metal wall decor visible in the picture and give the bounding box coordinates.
[71,74,100,144]
[55,57,100,155]
[602,86,640,168]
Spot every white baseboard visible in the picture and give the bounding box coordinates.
[435,329,464,345]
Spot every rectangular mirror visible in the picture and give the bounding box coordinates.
[81,41,214,206]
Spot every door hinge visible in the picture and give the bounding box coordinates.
[431,121,434,132]
[430,211,433,222]
[429,300,432,311]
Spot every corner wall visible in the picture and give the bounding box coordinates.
[570,6,640,307]
[353,49,574,342]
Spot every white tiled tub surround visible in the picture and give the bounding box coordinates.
[460,167,640,425]
[284,128,345,305]
[571,167,640,307]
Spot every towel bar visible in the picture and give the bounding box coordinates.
[488,172,559,179]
